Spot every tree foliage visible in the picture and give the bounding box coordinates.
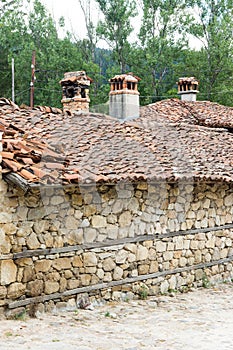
[0,0,232,107]
[96,0,137,72]
[187,0,233,105]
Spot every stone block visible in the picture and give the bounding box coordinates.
[44,281,60,294]
[125,243,137,254]
[97,268,104,279]
[0,260,17,285]
[28,207,45,220]
[163,251,173,261]
[220,248,228,259]
[137,182,148,190]
[64,270,73,279]
[0,286,7,299]
[149,261,159,273]
[117,190,132,199]
[16,223,32,237]
[224,194,233,206]
[112,200,124,214]
[119,211,132,227]
[72,256,83,268]
[206,238,215,249]
[65,216,79,230]
[84,228,97,243]
[0,231,11,254]
[0,213,12,224]
[102,257,116,272]
[67,279,79,290]
[106,224,118,240]
[136,245,149,261]
[138,264,149,275]
[27,280,44,297]
[84,205,97,217]
[2,223,17,235]
[83,252,97,267]
[7,283,26,299]
[54,236,64,248]
[156,241,166,253]
[190,240,199,250]
[168,275,177,290]
[179,257,187,267]
[33,220,50,234]
[44,232,54,247]
[50,196,64,206]
[113,266,124,280]
[116,250,128,264]
[27,233,40,250]
[35,260,52,273]
[66,229,84,245]
[53,258,72,271]
[23,266,34,283]
[175,203,184,212]
[128,198,139,212]
[160,280,169,294]
[195,269,204,280]
[59,277,67,292]
[80,274,91,286]
[72,194,83,206]
[46,270,60,282]
[15,258,33,267]
[92,215,107,228]
[85,266,96,274]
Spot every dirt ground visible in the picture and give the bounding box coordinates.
[1,284,233,350]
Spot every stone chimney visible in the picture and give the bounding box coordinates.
[109,73,140,120]
[60,71,92,113]
[177,77,199,102]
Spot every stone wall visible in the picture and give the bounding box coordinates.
[0,179,233,314]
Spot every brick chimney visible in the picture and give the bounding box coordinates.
[177,77,199,102]
[109,73,140,120]
[60,71,92,113]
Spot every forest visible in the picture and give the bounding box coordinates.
[0,0,232,108]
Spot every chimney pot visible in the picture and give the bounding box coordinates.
[177,77,199,102]
[109,73,140,120]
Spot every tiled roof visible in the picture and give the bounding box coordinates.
[140,99,233,128]
[0,97,233,187]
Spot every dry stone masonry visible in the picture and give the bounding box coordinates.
[0,179,233,314]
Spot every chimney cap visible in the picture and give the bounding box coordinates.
[177,77,199,86]
[109,73,141,83]
[60,71,93,85]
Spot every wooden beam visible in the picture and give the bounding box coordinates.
[12,224,233,260]
[8,254,233,309]
[3,173,31,192]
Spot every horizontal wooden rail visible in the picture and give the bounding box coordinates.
[11,224,233,260]
[8,254,233,309]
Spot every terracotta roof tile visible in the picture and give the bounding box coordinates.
[0,97,233,187]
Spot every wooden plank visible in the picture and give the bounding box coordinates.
[4,173,31,192]
[8,254,233,309]
[12,224,233,260]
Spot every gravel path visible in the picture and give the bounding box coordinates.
[1,284,233,350]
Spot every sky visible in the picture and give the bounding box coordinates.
[40,0,102,40]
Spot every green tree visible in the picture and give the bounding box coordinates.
[96,0,137,73]
[77,0,98,61]
[134,0,190,104]
[0,0,87,107]
[188,0,233,105]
